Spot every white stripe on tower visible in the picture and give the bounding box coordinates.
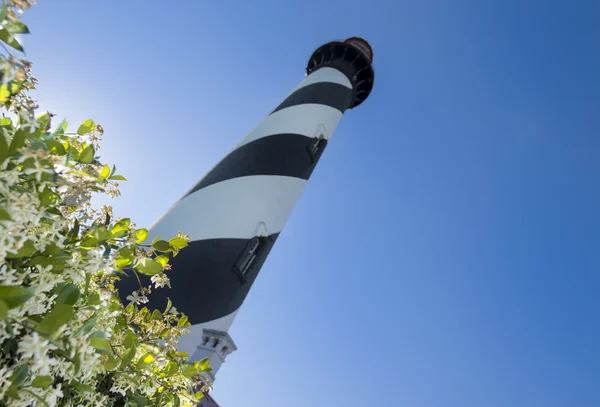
[117,37,375,378]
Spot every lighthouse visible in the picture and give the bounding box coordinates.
[117,37,375,382]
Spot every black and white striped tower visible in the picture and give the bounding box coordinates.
[118,37,375,381]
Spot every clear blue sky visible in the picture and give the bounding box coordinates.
[22,1,599,406]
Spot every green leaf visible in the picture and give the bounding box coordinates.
[64,143,73,166]
[72,353,81,376]
[0,28,23,52]
[68,218,80,240]
[155,255,169,267]
[117,245,134,260]
[120,342,137,368]
[36,304,74,336]
[42,243,61,256]
[116,255,133,268]
[33,113,51,138]
[163,361,179,377]
[83,272,91,298]
[0,285,35,308]
[10,365,29,386]
[87,292,101,306]
[164,298,172,314]
[96,228,112,242]
[5,239,36,258]
[79,236,98,248]
[0,207,10,221]
[5,384,19,400]
[131,394,149,407]
[0,299,7,319]
[136,352,154,370]
[194,357,211,372]
[39,187,58,207]
[77,118,95,135]
[171,394,181,407]
[55,284,80,306]
[29,139,49,152]
[134,258,163,276]
[108,175,126,181]
[177,315,189,327]
[111,218,130,237]
[8,128,25,156]
[70,382,94,394]
[0,84,10,103]
[123,329,138,349]
[0,131,8,163]
[44,139,66,155]
[79,145,94,163]
[3,21,29,34]
[151,309,162,320]
[104,355,120,371]
[133,228,149,243]
[99,164,110,180]
[74,316,97,337]
[52,118,68,137]
[89,331,112,353]
[120,331,138,368]
[81,228,112,247]
[151,240,172,253]
[31,375,54,388]
[0,0,7,24]
[169,237,188,250]
[180,364,198,379]
[30,256,65,274]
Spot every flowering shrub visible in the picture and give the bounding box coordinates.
[0,1,211,406]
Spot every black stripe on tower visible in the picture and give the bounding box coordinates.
[184,134,327,197]
[117,235,279,324]
[183,81,352,198]
[271,82,353,114]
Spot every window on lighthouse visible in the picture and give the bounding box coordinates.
[307,136,326,163]
[235,236,265,277]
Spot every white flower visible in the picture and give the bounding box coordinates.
[0,366,12,400]
[32,264,57,292]
[109,375,135,396]
[18,331,56,360]
[0,321,13,343]
[33,352,59,376]
[23,158,53,182]
[23,289,57,316]
[42,384,64,407]
[20,112,39,133]
[84,249,108,274]
[65,337,101,382]
[0,265,19,285]
[126,290,148,305]
[1,66,16,85]
[151,273,171,289]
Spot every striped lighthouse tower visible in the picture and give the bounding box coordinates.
[118,37,375,382]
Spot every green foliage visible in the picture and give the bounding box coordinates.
[0,285,35,308]
[0,2,211,406]
[76,118,95,135]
